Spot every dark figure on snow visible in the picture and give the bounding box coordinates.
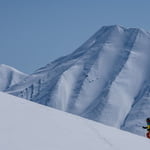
[143,118,150,131]
[143,118,150,139]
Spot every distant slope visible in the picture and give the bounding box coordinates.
[0,92,150,150]
[0,64,28,91]
[6,25,150,136]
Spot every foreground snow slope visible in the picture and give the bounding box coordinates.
[0,64,28,91]
[0,92,150,150]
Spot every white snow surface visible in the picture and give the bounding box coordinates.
[0,91,150,150]
[5,25,150,136]
[0,64,28,91]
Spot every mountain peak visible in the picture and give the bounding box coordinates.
[5,25,150,137]
[0,64,28,91]
[102,24,125,30]
[0,64,27,75]
[101,25,150,35]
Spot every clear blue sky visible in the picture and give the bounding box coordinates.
[0,0,150,74]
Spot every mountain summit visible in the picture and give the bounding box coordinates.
[6,25,150,136]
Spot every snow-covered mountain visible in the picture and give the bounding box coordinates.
[0,91,150,150]
[0,64,28,91]
[6,25,150,136]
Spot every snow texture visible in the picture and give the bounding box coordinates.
[0,64,28,91]
[5,25,150,136]
[0,92,150,150]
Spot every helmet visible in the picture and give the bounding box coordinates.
[146,118,150,122]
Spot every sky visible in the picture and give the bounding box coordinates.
[0,0,150,74]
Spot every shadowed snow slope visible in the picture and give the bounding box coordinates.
[0,64,28,91]
[5,25,150,136]
[0,92,150,150]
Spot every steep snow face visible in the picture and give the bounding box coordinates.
[0,64,28,91]
[0,92,150,150]
[6,25,150,136]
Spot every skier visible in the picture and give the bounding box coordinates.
[143,118,150,138]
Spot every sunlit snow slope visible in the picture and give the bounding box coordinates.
[0,64,28,91]
[0,92,150,150]
[6,25,150,136]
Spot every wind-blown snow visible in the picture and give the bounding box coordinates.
[5,25,150,136]
[0,64,28,91]
[0,92,150,150]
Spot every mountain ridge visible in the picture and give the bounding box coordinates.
[5,25,150,136]
[0,64,28,91]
